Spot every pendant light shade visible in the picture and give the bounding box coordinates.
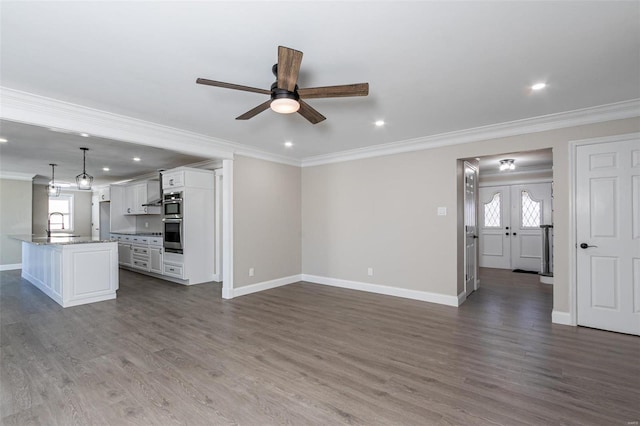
[76,147,93,190]
[46,163,61,197]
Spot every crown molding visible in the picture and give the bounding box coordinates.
[0,87,301,167]
[3,87,638,171]
[301,99,640,167]
[0,171,35,181]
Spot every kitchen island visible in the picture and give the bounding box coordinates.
[15,235,119,308]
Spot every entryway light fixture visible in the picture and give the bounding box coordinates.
[76,147,93,190]
[499,159,516,171]
[46,163,61,197]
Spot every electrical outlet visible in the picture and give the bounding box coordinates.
[437,207,447,216]
[145,222,149,228]
[249,267,254,277]
[367,267,374,276]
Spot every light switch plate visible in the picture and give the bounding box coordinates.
[437,207,447,216]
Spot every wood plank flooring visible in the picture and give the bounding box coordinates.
[1,268,638,425]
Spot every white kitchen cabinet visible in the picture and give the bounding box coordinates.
[163,262,184,279]
[98,187,110,202]
[162,171,184,190]
[118,242,132,266]
[123,181,160,215]
[150,247,163,274]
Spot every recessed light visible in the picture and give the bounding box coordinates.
[79,133,90,138]
[0,138,7,143]
[375,120,385,127]
[284,141,293,148]
[531,83,547,91]
[133,157,141,162]
[103,167,110,171]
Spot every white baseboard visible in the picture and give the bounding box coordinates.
[551,310,574,326]
[539,275,554,285]
[233,274,302,298]
[0,263,22,271]
[457,290,467,305]
[301,274,460,307]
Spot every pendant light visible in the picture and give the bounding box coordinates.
[46,163,61,197]
[76,147,93,190]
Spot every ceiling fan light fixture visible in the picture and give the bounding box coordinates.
[270,97,300,114]
[76,147,93,190]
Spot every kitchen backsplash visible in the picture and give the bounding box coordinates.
[135,215,162,234]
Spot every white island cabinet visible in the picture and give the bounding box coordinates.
[17,236,119,308]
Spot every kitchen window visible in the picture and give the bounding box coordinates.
[48,194,74,231]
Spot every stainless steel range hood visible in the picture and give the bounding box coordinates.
[141,171,163,206]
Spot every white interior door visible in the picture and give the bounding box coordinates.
[576,137,640,335]
[509,183,552,271]
[479,186,511,269]
[464,163,478,296]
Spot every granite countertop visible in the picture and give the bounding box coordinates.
[12,234,116,246]
[110,232,163,236]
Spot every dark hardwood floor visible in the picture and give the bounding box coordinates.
[1,268,638,425]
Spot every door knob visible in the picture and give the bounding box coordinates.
[505,232,510,236]
[473,235,478,239]
[580,243,598,249]
[505,226,510,230]
[512,232,517,236]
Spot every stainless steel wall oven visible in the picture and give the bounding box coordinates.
[162,191,183,253]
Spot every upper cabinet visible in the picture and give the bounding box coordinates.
[122,180,161,215]
[162,171,184,190]
[162,168,214,190]
[97,187,110,202]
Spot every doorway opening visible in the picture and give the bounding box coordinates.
[459,148,554,305]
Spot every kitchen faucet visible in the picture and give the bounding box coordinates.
[47,212,65,237]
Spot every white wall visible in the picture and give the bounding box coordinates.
[233,155,302,288]
[302,117,640,313]
[65,190,92,236]
[0,179,33,266]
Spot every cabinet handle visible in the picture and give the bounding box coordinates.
[169,179,174,186]
[127,208,131,213]
[144,207,148,213]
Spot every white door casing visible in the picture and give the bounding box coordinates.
[479,183,552,271]
[576,136,640,335]
[464,162,479,297]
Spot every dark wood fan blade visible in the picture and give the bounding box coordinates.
[298,83,369,99]
[236,100,272,120]
[297,100,326,124]
[196,78,271,95]
[277,46,303,92]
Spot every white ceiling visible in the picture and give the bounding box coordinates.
[1,1,639,163]
[477,149,553,175]
[0,120,211,186]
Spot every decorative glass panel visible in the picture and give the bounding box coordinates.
[483,193,501,227]
[521,190,541,228]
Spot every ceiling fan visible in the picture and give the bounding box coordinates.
[196,46,369,124]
